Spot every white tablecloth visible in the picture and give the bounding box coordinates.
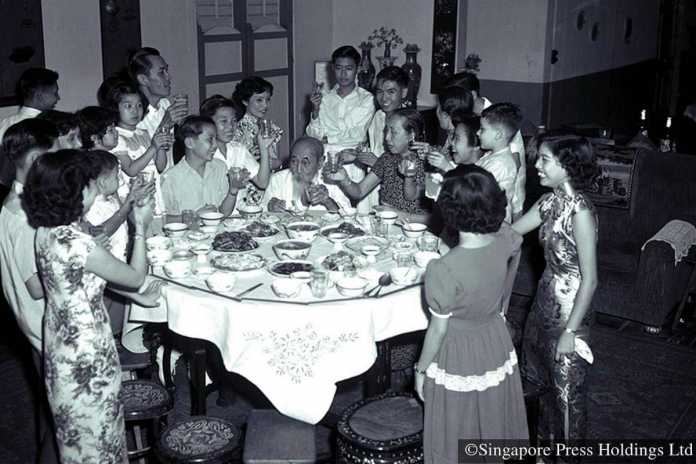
[129,216,429,423]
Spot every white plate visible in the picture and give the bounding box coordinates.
[319,223,367,239]
[344,236,390,254]
[210,253,266,272]
[266,260,315,278]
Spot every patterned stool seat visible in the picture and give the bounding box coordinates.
[337,392,423,464]
[122,379,173,420]
[243,409,316,463]
[155,416,240,464]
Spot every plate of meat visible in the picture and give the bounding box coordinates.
[319,222,366,239]
[212,231,259,252]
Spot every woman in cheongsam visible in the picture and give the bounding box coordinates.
[513,133,600,449]
[22,150,159,463]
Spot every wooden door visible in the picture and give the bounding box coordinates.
[197,0,293,155]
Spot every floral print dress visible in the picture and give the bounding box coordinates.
[36,225,126,464]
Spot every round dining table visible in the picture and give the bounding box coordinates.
[128,211,431,424]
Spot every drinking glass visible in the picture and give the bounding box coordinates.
[418,235,439,252]
[425,172,442,199]
[310,270,329,298]
[326,151,339,174]
[373,218,388,238]
[259,119,272,138]
[181,210,196,228]
[394,251,412,268]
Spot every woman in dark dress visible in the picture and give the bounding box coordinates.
[415,165,528,464]
[513,133,599,448]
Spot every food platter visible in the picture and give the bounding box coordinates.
[243,220,281,239]
[212,231,259,252]
[344,236,390,255]
[267,260,315,277]
[319,222,366,238]
[318,250,358,272]
[210,253,266,272]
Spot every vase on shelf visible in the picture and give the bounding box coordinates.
[402,44,422,108]
[357,42,376,91]
[376,55,397,70]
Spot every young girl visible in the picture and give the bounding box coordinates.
[513,132,599,445]
[232,76,285,170]
[100,78,172,214]
[77,106,119,151]
[415,164,528,463]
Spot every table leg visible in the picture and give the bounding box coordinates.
[189,339,207,415]
[364,340,391,397]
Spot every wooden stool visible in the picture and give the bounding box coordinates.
[122,379,173,461]
[155,416,240,464]
[337,392,423,464]
[120,348,153,381]
[243,409,316,463]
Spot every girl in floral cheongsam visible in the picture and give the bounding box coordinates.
[513,133,599,451]
[22,149,161,464]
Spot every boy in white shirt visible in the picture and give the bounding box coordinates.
[475,103,524,222]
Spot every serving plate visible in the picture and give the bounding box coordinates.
[319,222,367,239]
[267,260,315,277]
[210,253,266,272]
[212,231,259,253]
[344,236,390,255]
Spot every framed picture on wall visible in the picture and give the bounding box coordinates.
[314,61,334,93]
[430,0,458,93]
[0,0,45,106]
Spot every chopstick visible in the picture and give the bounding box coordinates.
[233,282,264,300]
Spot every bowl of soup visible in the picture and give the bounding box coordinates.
[273,239,313,260]
[285,221,321,241]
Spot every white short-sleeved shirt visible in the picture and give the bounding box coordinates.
[476,147,518,223]
[84,194,128,261]
[214,141,261,212]
[161,158,230,214]
[0,107,41,186]
[261,169,351,212]
[0,182,44,351]
[306,85,375,146]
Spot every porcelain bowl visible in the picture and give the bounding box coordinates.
[163,222,188,238]
[200,225,219,235]
[273,240,312,260]
[206,272,237,293]
[146,236,172,251]
[239,204,263,219]
[147,248,173,266]
[389,266,418,286]
[336,277,369,297]
[285,221,321,241]
[402,222,427,239]
[199,211,224,226]
[271,278,302,298]
[164,260,192,279]
[193,265,215,277]
[413,251,440,268]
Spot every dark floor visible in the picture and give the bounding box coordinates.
[1,300,696,463]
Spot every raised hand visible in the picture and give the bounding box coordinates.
[166,97,188,124]
[321,163,347,184]
[356,151,378,167]
[337,148,357,165]
[228,167,251,191]
[426,151,453,172]
[152,131,173,152]
[310,82,323,117]
[306,183,330,206]
[132,197,154,227]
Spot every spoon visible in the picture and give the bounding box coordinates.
[371,272,392,298]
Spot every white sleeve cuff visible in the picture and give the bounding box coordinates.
[428,307,451,319]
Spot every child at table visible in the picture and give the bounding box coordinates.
[77,106,119,151]
[475,103,523,223]
[414,164,528,464]
[161,115,254,216]
[35,110,83,149]
[99,78,172,213]
[200,94,271,211]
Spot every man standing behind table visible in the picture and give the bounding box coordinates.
[0,67,60,187]
[306,45,375,212]
[128,47,188,166]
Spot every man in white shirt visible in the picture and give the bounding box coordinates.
[306,45,375,145]
[264,136,351,213]
[0,118,59,462]
[128,47,188,165]
[0,67,60,187]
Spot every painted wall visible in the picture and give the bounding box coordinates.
[330,0,437,107]
[293,0,333,139]
[0,0,199,120]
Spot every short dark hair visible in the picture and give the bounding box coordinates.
[375,66,409,89]
[200,94,242,120]
[448,71,480,93]
[232,77,274,108]
[17,68,59,102]
[2,119,58,168]
[22,150,100,228]
[176,115,215,144]
[85,149,120,177]
[438,164,507,233]
[451,111,480,147]
[128,47,161,81]
[36,110,79,136]
[98,76,146,112]
[389,108,425,142]
[437,86,474,117]
[481,103,522,141]
[331,45,360,65]
[77,106,118,148]
[536,132,600,190]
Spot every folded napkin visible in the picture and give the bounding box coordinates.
[641,219,696,265]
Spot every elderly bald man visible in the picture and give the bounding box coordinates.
[263,136,352,213]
